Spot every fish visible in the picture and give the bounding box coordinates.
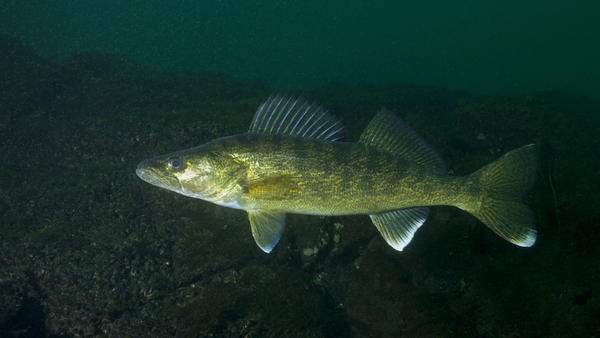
[136,94,539,253]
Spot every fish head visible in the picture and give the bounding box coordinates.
[136,145,245,202]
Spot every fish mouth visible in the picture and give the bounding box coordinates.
[136,161,180,190]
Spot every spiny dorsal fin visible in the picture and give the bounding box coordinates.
[249,94,345,141]
[359,109,446,173]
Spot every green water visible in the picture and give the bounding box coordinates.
[2,12,600,335]
[1,0,599,98]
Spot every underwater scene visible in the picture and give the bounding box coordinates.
[1,3,600,335]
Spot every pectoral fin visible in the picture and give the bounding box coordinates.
[241,174,296,199]
[370,207,429,251]
[248,209,286,253]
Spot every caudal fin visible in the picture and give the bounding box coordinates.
[466,144,539,247]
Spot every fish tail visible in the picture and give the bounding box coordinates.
[465,144,539,247]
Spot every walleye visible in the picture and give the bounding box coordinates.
[136,94,539,253]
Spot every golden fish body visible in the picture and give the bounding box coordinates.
[137,94,538,253]
[195,133,466,215]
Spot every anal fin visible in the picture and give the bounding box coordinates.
[370,207,430,251]
[248,209,286,253]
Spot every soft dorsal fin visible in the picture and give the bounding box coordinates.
[359,109,446,173]
[249,94,345,141]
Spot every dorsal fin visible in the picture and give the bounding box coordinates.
[249,94,345,141]
[359,109,446,173]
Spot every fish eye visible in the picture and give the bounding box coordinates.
[168,158,185,170]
